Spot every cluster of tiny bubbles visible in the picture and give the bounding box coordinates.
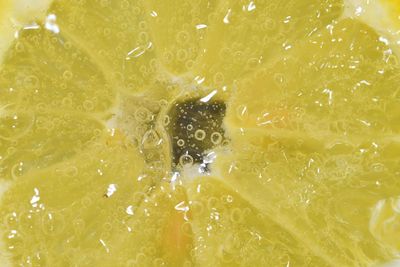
[190,179,288,265]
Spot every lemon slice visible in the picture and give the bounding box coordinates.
[1,0,400,266]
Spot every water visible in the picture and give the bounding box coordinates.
[1,0,400,266]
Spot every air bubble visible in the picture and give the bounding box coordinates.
[194,129,206,141]
[36,103,47,113]
[230,208,243,223]
[179,154,194,166]
[220,249,234,263]
[163,51,174,63]
[153,258,165,266]
[11,162,26,180]
[135,107,151,122]
[120,0,130,8]
[213,72,225,85]
[64,41,72,50]
[185,60,195,69]
[177,49,188,61]
[103,222,113,231]
[177,139,185,147]
[42,211,65,235]
[132,6,141,15]
[183,260,193,267]
[0,110,35,140]
[207,197,218,210]
[15,42,25,52]
[64,166,78,177]
[3,213,18,228]
[176,31,189,44]
[139,31,149,43]
[125,258,138,267]
[139,21,147,30]
[63,70,73,80]
[135,253,147,264]
[61,97,72,107]
[81,196,93,207]
[83,100,94,111]
[158,99,168,107]
[186,124,193,131]
[100,0,110,7]
[211,132,222,145]
[141,129,161,149]
[246,57,259,70]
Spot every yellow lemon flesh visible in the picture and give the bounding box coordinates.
[1,0,400,266]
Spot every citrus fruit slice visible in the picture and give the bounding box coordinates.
[1,0,400,266]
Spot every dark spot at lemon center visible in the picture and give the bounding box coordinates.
[166,98,226,170]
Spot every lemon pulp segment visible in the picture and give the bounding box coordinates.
[1,0,400,266]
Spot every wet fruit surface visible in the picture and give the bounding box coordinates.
[0,0,400,266]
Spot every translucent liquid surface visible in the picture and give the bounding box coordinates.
[0,0,400,266]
